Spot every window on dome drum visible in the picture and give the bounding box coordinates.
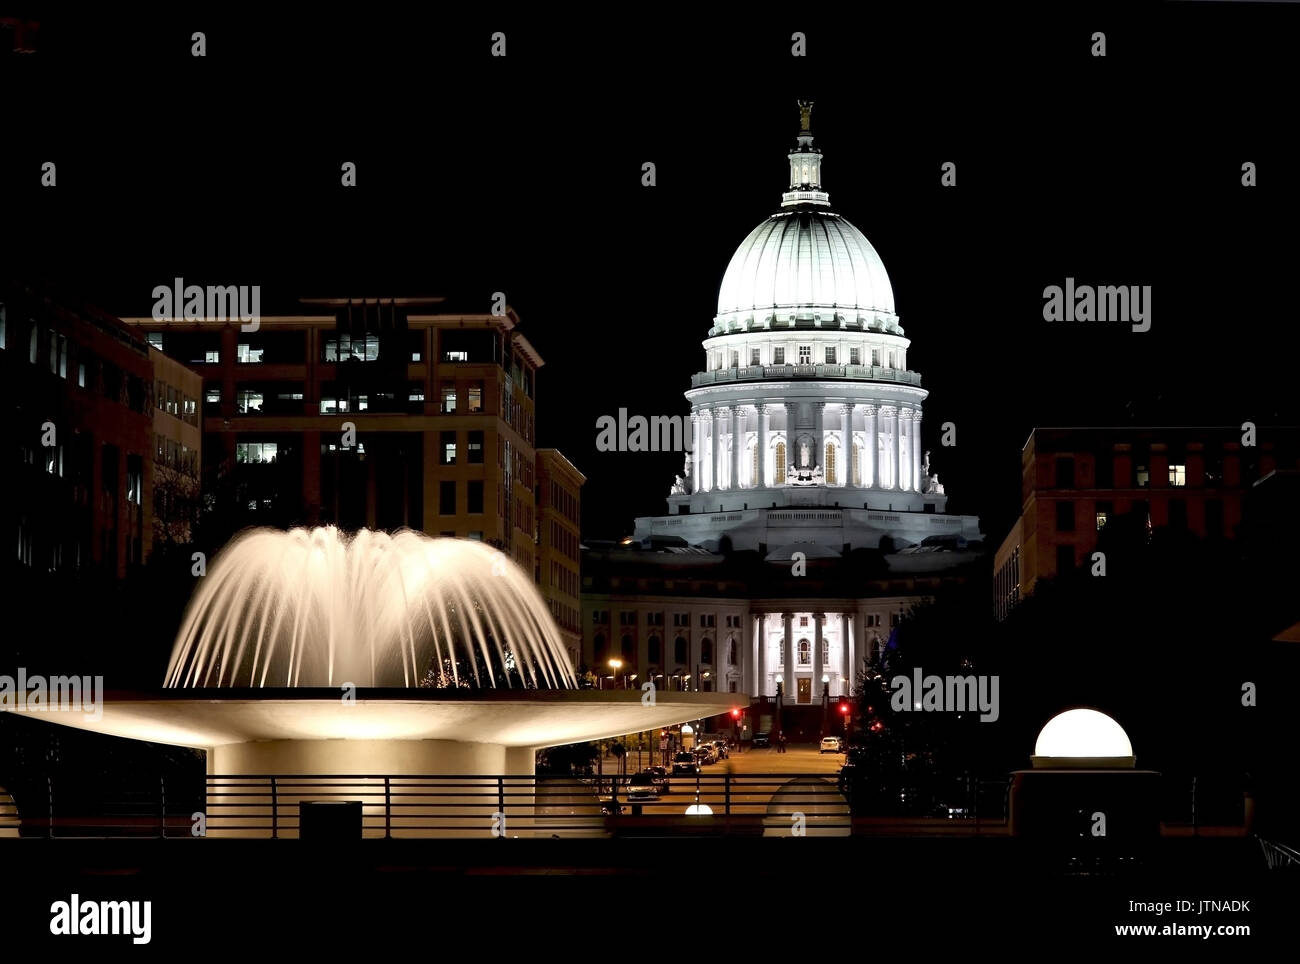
[825,347,836,364]
[825,444,836,485]
[773,348,785,364]
[750,348,760,366]
[850,347,860,365]
[1168,464,1186,486]
[730,351,739,368]
[798,345,811,364]
[775,442,786,479]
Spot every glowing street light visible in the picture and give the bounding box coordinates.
[608,658,624,688]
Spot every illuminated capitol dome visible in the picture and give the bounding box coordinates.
[635,102,982,558]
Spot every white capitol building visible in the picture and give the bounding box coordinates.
[635,103,982,560]
[589,106,984,710]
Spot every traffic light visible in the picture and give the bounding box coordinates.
[839,702,850,714]
[730,708,741,719]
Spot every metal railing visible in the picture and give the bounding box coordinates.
[0,771,1255,840]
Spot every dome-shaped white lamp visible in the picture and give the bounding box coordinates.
[1031,708,1135,769]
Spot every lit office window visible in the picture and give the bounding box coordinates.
[1168,464,1186,487]
[236,343,264,363]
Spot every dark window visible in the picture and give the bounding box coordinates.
[1056,544,1074,574]
[674,637,687,665]
[467,431,484,464]
[439,481,455,515]
[647,636,661,665]
[1167,498,1187,529]
[1055,456,1074,489]
[700,638,713,664]
[467,480,484,514]
[1095,452,1114,488]
[1205,499,1224,538]
[1056,501,1075,532]
[593,634,606,664]
[621,635,635,663]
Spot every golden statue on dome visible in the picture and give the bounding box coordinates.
[797,100,813,132]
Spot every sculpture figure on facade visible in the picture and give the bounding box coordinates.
[670,451,693,495]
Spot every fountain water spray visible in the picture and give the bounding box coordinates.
[165,527,575,690]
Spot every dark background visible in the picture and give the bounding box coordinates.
[4,4,1297,545]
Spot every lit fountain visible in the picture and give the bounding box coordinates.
[23,528,743,836]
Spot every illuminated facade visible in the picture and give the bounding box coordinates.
[595,106,985,712]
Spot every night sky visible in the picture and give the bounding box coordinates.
[6,6,1297,545]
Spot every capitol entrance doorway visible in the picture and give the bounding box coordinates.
[796,677,812,704]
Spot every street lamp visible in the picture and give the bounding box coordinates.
[608,658,623,689]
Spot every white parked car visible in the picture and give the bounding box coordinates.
[820,737,844,754]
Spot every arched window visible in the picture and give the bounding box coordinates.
[798,639,811,665]
[647,636,661,665]
[775,442,786,480]
[621,634,635,664]
[700,638,713,664]
[727,638,737,666]
[825,443,837,485]
[674,637,687,665]
[594,634,606,664]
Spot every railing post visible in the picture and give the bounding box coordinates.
[385,777,392,839]
[724,773,731,831]
[497,776,505,837]
[160,775,166,839]
[270,776,278,839]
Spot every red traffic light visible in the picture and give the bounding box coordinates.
[730,708,741,719]
[839,703,849,714]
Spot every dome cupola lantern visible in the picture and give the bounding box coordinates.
[783,100,830,208]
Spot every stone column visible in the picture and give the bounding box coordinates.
[891,407,902,490]
[713,407,727,492]
[756,404,769,488]
[692,411,705,494]
[864,404,878,489]
[813,613,825,700]
[852,611,865,681]
[784,401,798,471]
[756,614,767,696]
[840,403,854,487]
[841,613,851,690]
[782,612,794,700]
[730,406,743,490]
[813,402,826,473]
[912,410,923,492]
